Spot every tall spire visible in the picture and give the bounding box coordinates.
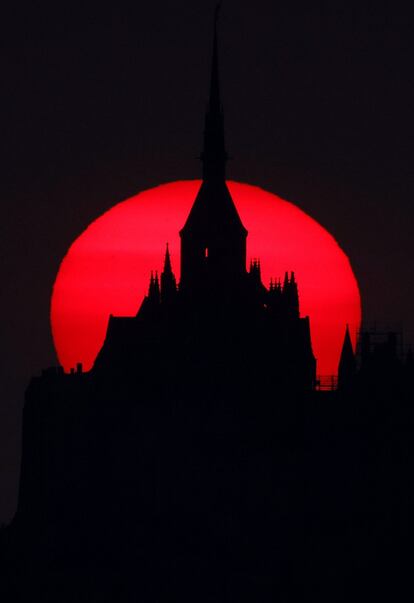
[209,3,222,116]
[179,3,247,293]
[161,243,177,305]
[338,325,356,390]
[163,243,173,275]
[201,2,228,182]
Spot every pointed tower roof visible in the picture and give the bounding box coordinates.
[340,325,354,360]
[338,325,356,389]
[163,243,173,275]
[161,243,177,304]
[180,3,247,239]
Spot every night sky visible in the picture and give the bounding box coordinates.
[1,0,413,522]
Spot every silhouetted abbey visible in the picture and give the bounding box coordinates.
[2,9,414,603]
[92,13,316,392]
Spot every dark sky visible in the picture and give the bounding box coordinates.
[1,0,413,522]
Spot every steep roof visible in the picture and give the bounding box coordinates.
[180,180,247,238]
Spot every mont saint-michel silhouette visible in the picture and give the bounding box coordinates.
[1,7,413,603]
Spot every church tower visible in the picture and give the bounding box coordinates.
[179,6,248,298]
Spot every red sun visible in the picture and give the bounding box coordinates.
[51,181,361,376]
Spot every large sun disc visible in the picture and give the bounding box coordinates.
[51,180,361,376]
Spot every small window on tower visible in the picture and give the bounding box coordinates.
[204,248,209,258]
